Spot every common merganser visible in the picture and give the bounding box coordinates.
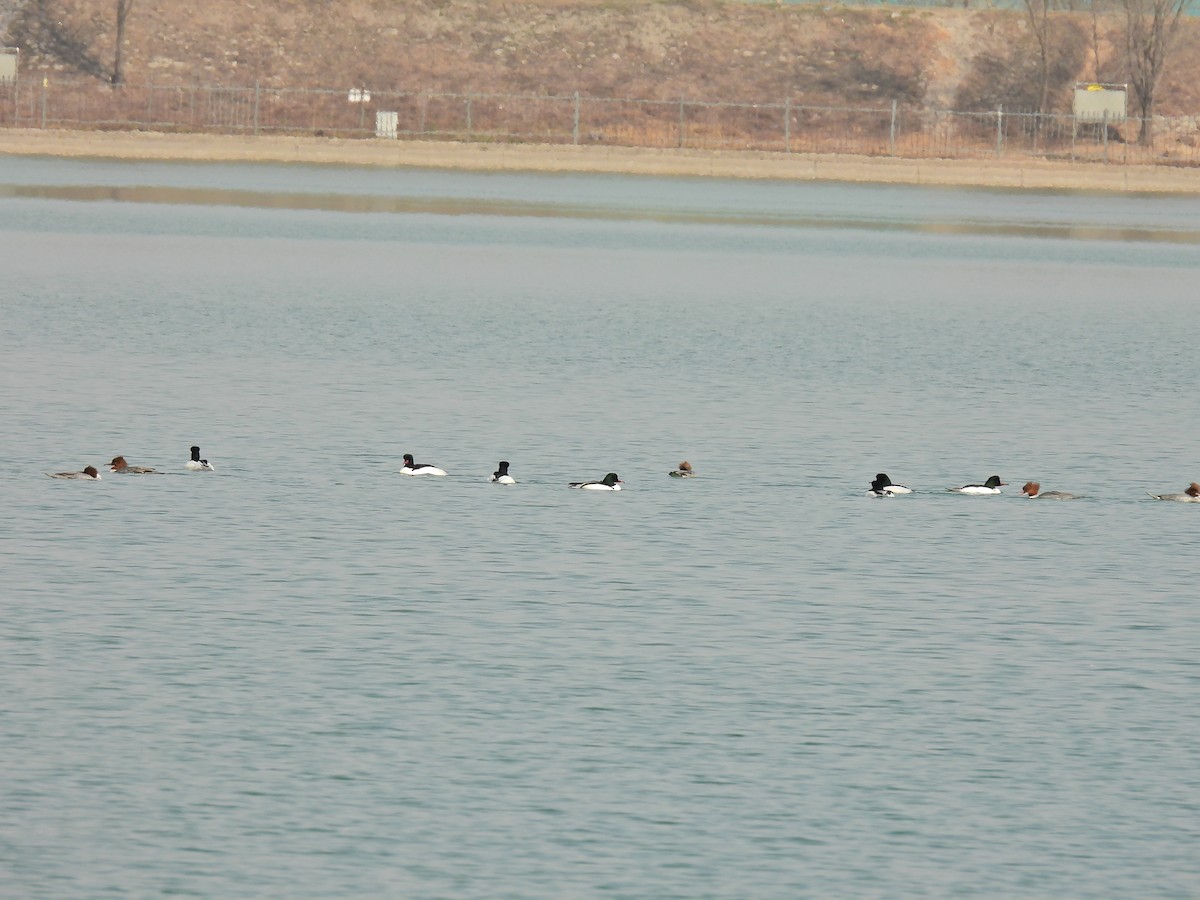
[110,456,156,474]
[48,466,101,480]
[669,461,695,478]
[1021,482,1078,500]
[401,453,447,476]
[869,473,912,496]
[950,475,1005,494]
[186,446,214,471]
[490,461,515,484]
[1148,482,1200,502]
[570,473,623,491]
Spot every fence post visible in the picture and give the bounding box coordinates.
[466,93,473,141]
[1102,109,1108,164]
[784,96,791,153]
[889,99,897,155]
[678,94,685,149]
[573,91,580,145]
[995,104,1003,158]
[253,81,260,136]
[40,77,47,129]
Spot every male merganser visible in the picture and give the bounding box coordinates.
[490,461,515,484]
[401,453,447,476]
[669,461,695,478]
[1148,482,1200,502]
[48,466,102,480]
[1021,482,1077,500]
[186,446,215,471]
[110,456,156,474]
[570,473,623,491]
[950,476,1005,494]
[869,473,912,496]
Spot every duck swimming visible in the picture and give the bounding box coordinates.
[1021,482,1078,500]
[490,461,515,484]
[48,466,101,480]
[570,473,623,491]
[1148,482,1200,502]
[950,476,1005,494]
[110,456,156,474]
[869,473,912,496]
[401,453,447,476]
[186,446,215,471]
[669,461,695,478]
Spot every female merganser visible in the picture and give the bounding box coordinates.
[490,461,515,484]
[950,476,1005,494]
[570,473,623,491]
[186,446,215,471]
[110,456,156,474]
[669,461,695,478]
[48,466,102,480]
[401,453,447,476]
[1148,482,1200,502]
[1021,482,1077,500]
[869,473,912,496]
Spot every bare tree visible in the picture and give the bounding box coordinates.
[1088,0,1108,80]
[8,0,107,79]
[1121,0,1193,144]
[9,0,134,85]
[1024,0,1098,121]
[1023,0,1057,115]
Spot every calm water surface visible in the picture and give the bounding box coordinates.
[1,158,1198,898]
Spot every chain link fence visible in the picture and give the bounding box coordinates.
[3,77,1199,166]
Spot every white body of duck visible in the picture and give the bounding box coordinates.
[869,473,912,496]
[48,466,102,480]
[571,473,623,491]
[186,446,215,471]
[951,476,1005,494]
[401,453,447,476]
[1148,482,1200,502]
[490,461,515,484]
[110,456,156,474]
[1021,482,1077,500]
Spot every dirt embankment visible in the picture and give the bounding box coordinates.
[2,127,1199,196]
[6,0,1200,115]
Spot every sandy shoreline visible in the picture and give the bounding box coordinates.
[2,128,1199,194]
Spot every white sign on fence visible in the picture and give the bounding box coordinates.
[0,48,18,84]
[375,111,398,139]
[1073,83,1127,122]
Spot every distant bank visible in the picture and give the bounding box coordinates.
[1,128,1198,194]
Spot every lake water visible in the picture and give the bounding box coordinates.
[2,156,1198,898]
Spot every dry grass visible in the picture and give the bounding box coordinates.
[4,0,1199,166]
[6,0,1197,115]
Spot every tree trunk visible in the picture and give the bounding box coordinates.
[112,0,133,86]
[1023,0,1053,117]
[1137,93,1154,144]
[1089,0,1103,81]
[1122,0,1188,147]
